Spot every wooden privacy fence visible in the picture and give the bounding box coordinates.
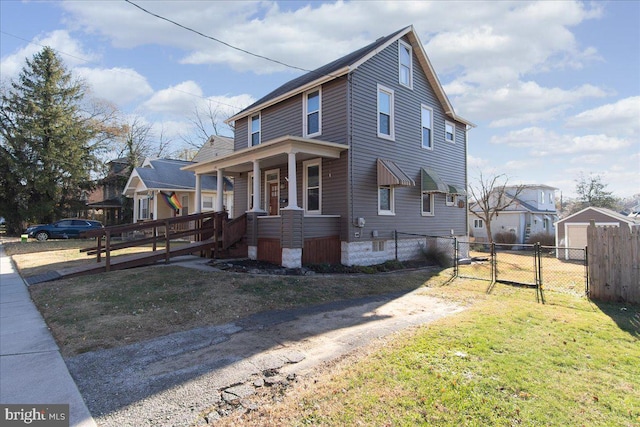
[587,222,640,303]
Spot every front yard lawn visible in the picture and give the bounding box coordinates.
[7,240,639,425]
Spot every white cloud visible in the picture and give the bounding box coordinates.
[565,96,640,137]
[75,67,154,105]
[140,81,254,122]
[452,81,608,128]
[569,154,604,165]
[491,127,631,156]
[0,30,98,82]
[141,80,205,115]
[58,1,602,77]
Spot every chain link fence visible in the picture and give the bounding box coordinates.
[454,241,588,303]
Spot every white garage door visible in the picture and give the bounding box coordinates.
[565,224,588,260]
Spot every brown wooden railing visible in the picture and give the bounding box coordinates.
[223,213,247,250]
[81,212,229,271]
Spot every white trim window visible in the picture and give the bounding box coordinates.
[303,88,321,137]
[247,172,254,210]
[421,105,433,149]
[138,197,149,220]
[250,113,261,146]
[474,219,484,228]
[378,185,395,215]
[377,84,395,140]
[445,121,455,143]
[446,193,456,206]
[398,40,413,88]
[421,191,434,216]
[303,159,322,214]
[202,196,214,210]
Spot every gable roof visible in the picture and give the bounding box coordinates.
[226,25,474,127]
[557,206,640,225]
[192,135,234,163]
[123,158,232,197]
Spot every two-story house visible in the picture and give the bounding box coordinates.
[469,184,559,244]
[86,158,131,225]
[184,25,474,268]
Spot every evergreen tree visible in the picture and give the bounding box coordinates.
[572,173,619,213]
[0,47,104,234]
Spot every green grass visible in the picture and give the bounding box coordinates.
[258,283,639,427]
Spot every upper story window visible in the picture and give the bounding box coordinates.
[445,121,455,143]
[377,84,395,140]
[399,40,413,88]
[378,185,395,215]
[548,192,554,204]
[539,190,544,204]
[474,219,484,228]
[303,159,322,214]
[250,113,261,146]
[421,105,433,149]
[304,88,321,137]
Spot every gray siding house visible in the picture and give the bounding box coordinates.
[184,26,474,268]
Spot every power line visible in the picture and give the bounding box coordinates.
[124,0,313,74]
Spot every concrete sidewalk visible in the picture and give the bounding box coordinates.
[0,242,96,427]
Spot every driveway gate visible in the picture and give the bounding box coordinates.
[455,241,588,303]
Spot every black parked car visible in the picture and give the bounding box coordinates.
[26,219,104,241]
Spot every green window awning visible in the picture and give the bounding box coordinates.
[421,167,449,193]
[448,184,466,196]
[378,159,415,187]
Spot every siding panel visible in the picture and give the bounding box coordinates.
[348,36,468,241]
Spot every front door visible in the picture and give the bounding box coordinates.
[269,182,279,215]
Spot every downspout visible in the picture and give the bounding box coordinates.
[348,72,354,241]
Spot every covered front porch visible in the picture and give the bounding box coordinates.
[183,135,348,268]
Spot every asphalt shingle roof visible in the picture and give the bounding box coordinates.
[234,26,409,118]
[136,159,232,191]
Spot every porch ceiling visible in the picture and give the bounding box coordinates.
[182,135,348,175]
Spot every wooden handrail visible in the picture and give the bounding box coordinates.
[80,212,227,269]
[223,213,247,250]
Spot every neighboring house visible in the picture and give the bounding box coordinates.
[184,25,474,268]
[555,206,640,260]
[469,184,558,244]
[192,135,234,163]
[86,158,130,225]
[123,158,233,222]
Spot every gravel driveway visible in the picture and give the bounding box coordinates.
[66,288,463,426]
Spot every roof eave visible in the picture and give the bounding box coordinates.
[225,66,351,124]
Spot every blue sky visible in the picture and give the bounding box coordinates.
[1,0,638,198]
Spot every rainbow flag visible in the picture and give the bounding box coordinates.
[161,191,182,211]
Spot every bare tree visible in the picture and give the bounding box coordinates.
[114,117,153,169]
[468,172,525,245]
[180,102,231,149]
[154,124,174,158]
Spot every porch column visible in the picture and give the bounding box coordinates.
[195,173,202,214]
[152,191,158,220]
[252,160,262,212]
[216,168,224,212]
[286,151,300,209]
[133,195,138,223]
